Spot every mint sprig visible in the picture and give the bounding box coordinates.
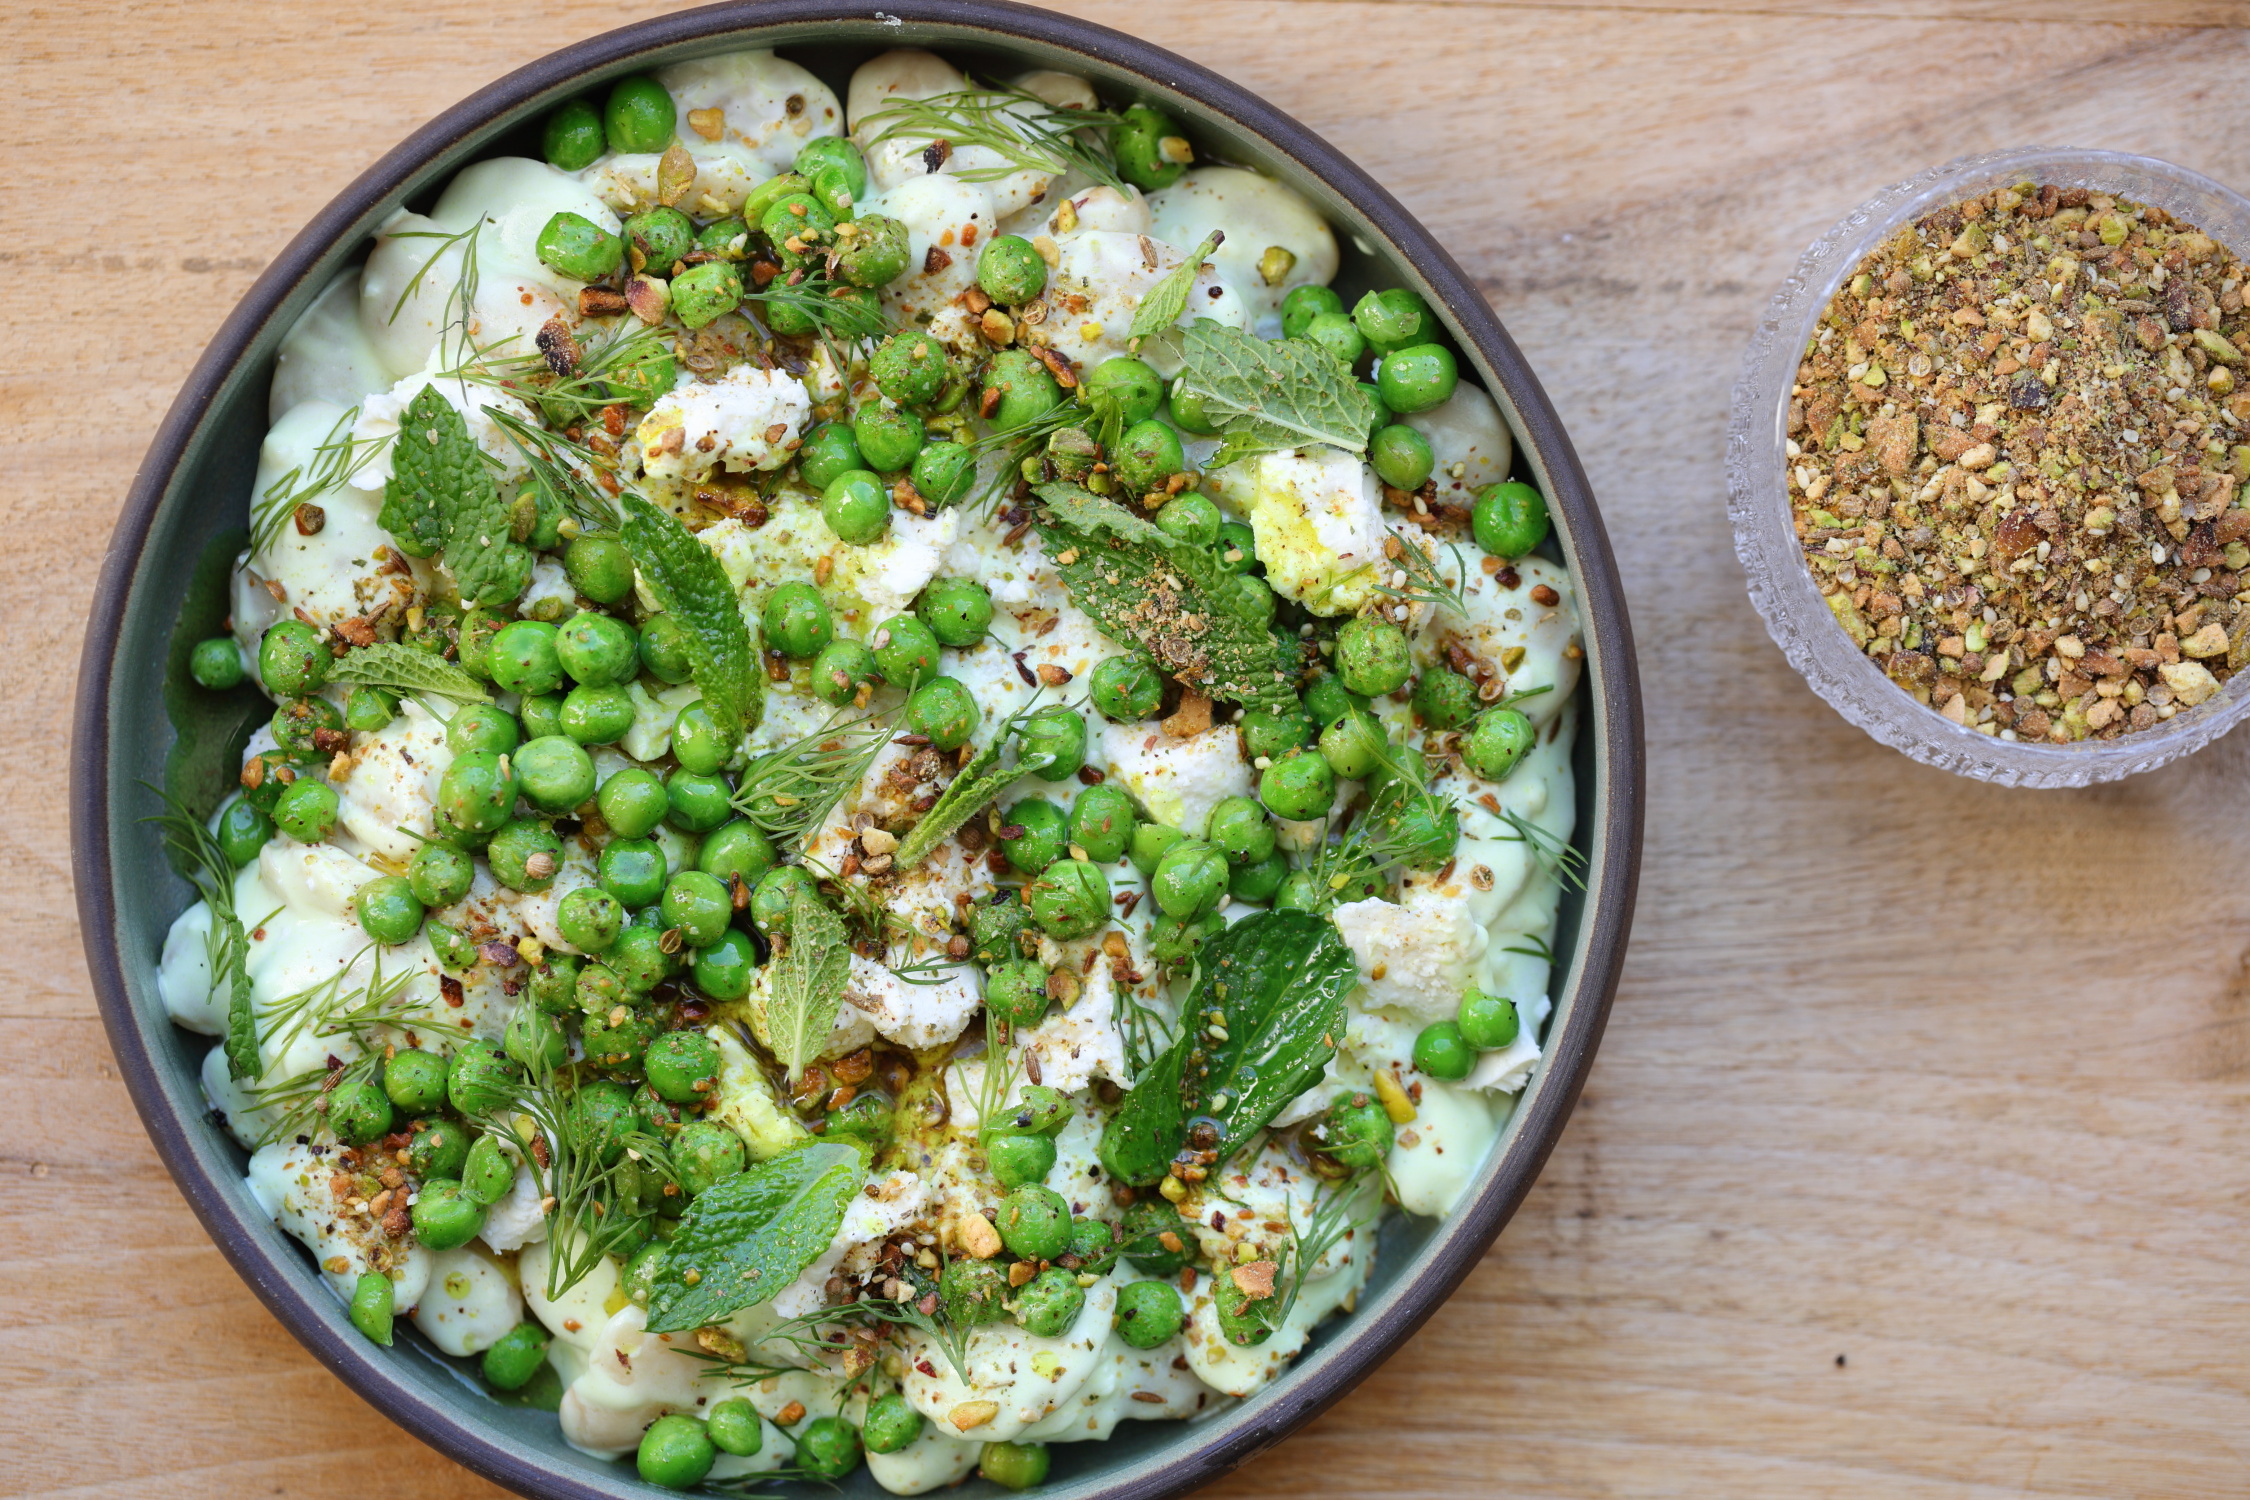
[379,385,531,605]
[619,495,763,741]
[644,1142,866,1333]
[1172,318,1377,467]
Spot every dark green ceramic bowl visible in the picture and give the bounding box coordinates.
[72,4,1643,1496]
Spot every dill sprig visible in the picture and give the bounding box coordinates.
[729,708,895,852]
[249,404,381,556]
[967,401,1087,518]
[684,1293,976,1388]
[1492,806,1586,891]
[248,951,466,1146]
[1370,528,1473,618]
[1501,931,1556,964]
[744,275,894,345]
[449,323,674,429]
[1274,1169,1381,1328]
[144,785,262,1081]
[384,220,492,368]
[865,82,1125,193]
[488,1056,680,1298]
[482,404,621,529]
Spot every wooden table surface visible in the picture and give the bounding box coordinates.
[16,1,2250,1494]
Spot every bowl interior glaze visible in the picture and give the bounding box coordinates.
[72,5,1642,1498]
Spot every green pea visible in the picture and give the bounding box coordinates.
[794,1416,861,1481]
[527,954,583,1016]
[750,865,819,936]
[1152,840,1228,918]
[552,888,620,956]
[795,134,867,197]
[637,614,693,684]
[1015,705,1084,781]
[911,440,977,507]
[861,1392,921,1456]
[665,769,734,833]
[761,191,837,271]
[1462,707,1535,782]
[1001,797,1070,875]
[271,695,343,756]
[1205,795,1276,866]
[1129,821,1187,876]
[976,233,1048,304]
[379,1049,446,1116]
[871,330,949,406]
[562,682,636,748]
[660,870,732,947]
[1214,1264,1282,1346]
[448,1039,520,1115]
[1168,384,1221,435]
[917,577,992,648]
[1301,310,1365,368]
[555,613,637,687]
[352,875,424,945]
[1112,418,1184,497]
[1377,343,1458,416]
[542,98,605,171]
[1317,706,1387,780]
[1114,1278,1184,1349]
[692,927,757,1001]
[980,1442,1050,1492]
[190,636,244,690]
[325,1077,392,1145]
[454,611,503,680]
[1414,1020,1474,1080]
[873,615,942,686]
[510,735,592,814]
[798,423,865,491]
[670,261,743,329]
[1015,1265,1085,1337]
[1147,908,1225,963]
[343,685,397,733]
[808,639,879,707]
[259,620,329,695]
[1313,1088,1395,1169]
[604,74,675,155]
[1229,849,1287,903]
[675,1119,747,1196]
[408,1120,470,1180]
[584,1005,659,1071]
[597,768,667,840]
[984,959,1051,1029]
[1118,1199,1187,1271]
[503,997,567,1070]
[534,211,623,281]
[561,535,632,605]
[1046,422,1100,482]
[1352,287,1435,354]
[488,819,562,892]
[637,1413,716,1491]
[1084,356,1163,424]
[1154,492,1219,548]
[273,779,340,843]
[695,216,750,259]
[1458,986,1522,1051]
[642,1032,722,1106]
[623,206,693,274]
[1400,668,1475,732]
[832,212,910,286]
[1239,704,1315,761]
[606,342,676,408]
[441,703,514,758]
[761,581,834,660]
[1056,787,1128,866]
[1089,654,1163,721]
[1112,103,1189,191]
[568,1079,639,1166]
[821,469,891,546]
[599,839,668,914]
[460,1133,517,1207]
[350,1271,395,1346]
[485,621,560,697]
[906,676,980,751]
[1371,423,1436,491]
[410,1178,486,1251]
[986,1131,1057,1189]
[699,818,776,888]
[970,900,1032,968]
[983,348,1062,432]
[510,695,560,742]
[941,1257,1010,1324]
[1005,1084,1071,1136]
[1259,748,1335,821]
[481,1321,550,1391]
[849,403,922,474]
[1335,615,1413,696]
[1302,673,1367,727]
[214,798,272,866]
[1028,857,1109,940]
[1473,482,1551,560]
[1281,284,1345,339]
[428,921,478,973]
[702,1398,763,1459]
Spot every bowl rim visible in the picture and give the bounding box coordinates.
[70,3,1644,1496]
[1727,145,2250,787]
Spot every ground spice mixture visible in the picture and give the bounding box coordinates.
[1788,181,2250,742]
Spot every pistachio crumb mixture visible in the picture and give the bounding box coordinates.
[1788,181,2250,743]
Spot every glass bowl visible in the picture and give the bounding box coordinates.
[1727,146,2250,787]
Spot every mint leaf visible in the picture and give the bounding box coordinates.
[644,1142,864,1333]
[379,386,465,560]
[1130,231,1223,345]
[326,642,489,703]
[1035,481,1296,711]
[766,885,851,1081]
[442,465,534,608]
[620,495,762,740]
[1098,910,1355,1185]
[1173,319,1376,466]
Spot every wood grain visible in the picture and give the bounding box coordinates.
[12,1,2250,1495]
